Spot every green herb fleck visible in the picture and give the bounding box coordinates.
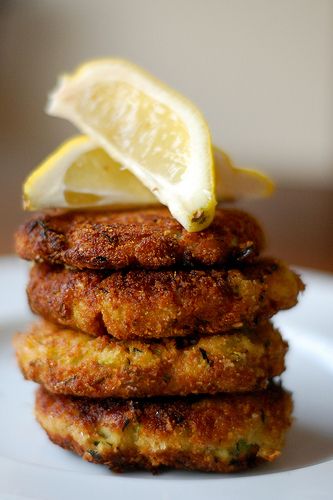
[232,439,257,459]
[199,348,212,366]
[87,449,102,461]
[122,418,130,431]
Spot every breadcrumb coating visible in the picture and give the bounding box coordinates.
[15,320,287,398]
[15,207,264,270]
[35,384,292,472]
[27,258,304,339]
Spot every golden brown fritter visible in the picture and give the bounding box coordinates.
[15,320,287,398]
[15,207,264,270]
[35,384,292,472]
[27,259,304,339]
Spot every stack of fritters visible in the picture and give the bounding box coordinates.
[14,207,303,472]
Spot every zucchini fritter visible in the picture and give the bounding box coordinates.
[15,321,287,398]
[27,258,304,339]
[15,207,264,270]
[35,384,292,472]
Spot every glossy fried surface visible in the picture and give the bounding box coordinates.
[27,258,304,339]
[35,384,292,472]
[15,207,264,270]
[15,321,287,398]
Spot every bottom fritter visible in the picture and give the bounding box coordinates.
[35,384,292,472]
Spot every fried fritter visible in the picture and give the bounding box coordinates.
[27,258,304,339]
[15,207,264,270]
[35,384,292,472]
[15,320,287,398]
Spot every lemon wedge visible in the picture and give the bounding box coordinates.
[23,136,274,212]
[46,59,216,231]
[23,135,157,210]
[214,148,275,201]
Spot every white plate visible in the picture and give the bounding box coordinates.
[0,256,332,500]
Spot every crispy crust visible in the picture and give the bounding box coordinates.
[14,320,287,398]
[35,384,292,472]
[27,258,304,339]
[15,208,264,270]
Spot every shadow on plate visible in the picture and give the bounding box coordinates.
[271,422,333,472]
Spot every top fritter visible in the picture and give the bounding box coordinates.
[15,207,264,270]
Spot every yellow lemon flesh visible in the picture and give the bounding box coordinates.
[46,59,216,231]
[23,136,157,210]
[23,136,274,212]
